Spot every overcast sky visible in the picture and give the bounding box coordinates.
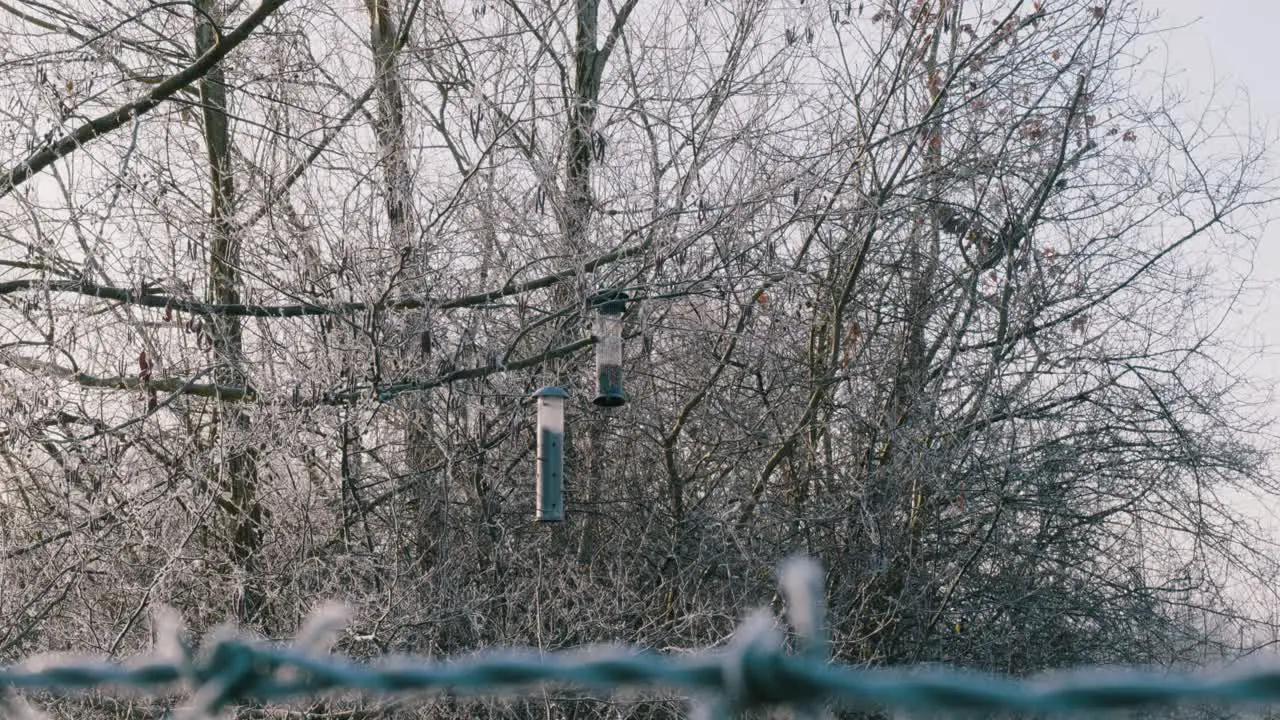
[1143,0,1280,507]
[1146,0,1280,411]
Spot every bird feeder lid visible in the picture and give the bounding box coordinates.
[532,386,569,399]
[590,290,629,315]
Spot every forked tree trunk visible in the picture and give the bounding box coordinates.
[558,0,637,555]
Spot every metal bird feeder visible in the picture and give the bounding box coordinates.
[532,386,568,523]
[591,290,628,407]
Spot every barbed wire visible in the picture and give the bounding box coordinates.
[2,558,1278,719]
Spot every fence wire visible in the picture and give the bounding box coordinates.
[1,558,1277,719]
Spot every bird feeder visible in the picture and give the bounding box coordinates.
[532,386,568,523]
[591,291,628,407]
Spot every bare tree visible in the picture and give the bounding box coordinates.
[0,0,1275,717]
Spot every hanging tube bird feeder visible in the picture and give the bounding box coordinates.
[532,386,568,523]
[591,291,628,407]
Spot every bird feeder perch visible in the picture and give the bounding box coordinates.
[532,386,568,523]
[591,291,628,407]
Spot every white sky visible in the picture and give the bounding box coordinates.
[1146,5,1280,379]
[1147,0,1280,509]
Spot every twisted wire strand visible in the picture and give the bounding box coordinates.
[1,558,1276,719]
[10,640,1280,710]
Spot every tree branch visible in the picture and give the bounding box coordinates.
[1,337,593,406]
[0,233,653,316]
[0,0,288,197]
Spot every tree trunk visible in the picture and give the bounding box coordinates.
[363,0,437,562]
[196,0,264,624]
